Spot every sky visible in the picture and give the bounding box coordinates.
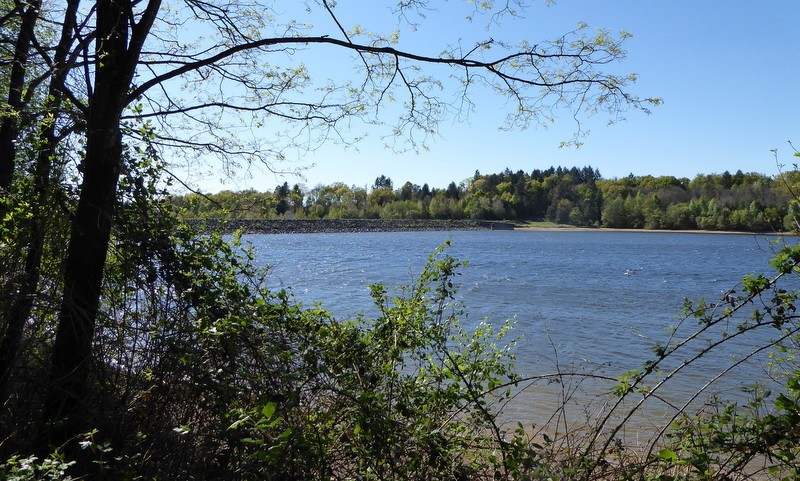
[183,1,799,193]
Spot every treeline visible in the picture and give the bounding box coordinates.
[171,166,799,232]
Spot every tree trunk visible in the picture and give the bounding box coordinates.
[42,123,122,441]
[38,0,162,452]
[41,0,130,446]
[0,0,41,192]
[0,0,78,407]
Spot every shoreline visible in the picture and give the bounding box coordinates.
[513,225,791,236]
[186,218,790,236]
[187,218,516,234]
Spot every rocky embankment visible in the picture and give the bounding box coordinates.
[188,219,515,234]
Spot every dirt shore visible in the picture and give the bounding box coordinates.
[513,225,790,236]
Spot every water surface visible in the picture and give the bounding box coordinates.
[247,230,795,433]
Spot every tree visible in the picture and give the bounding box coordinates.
[420,182,431,199]
[0,0,655,453]
[399,180,417,201]
[368,184,396,207]
[602,196,628,228]
[0,0,80,405]
[446,181,461,200]
[373,174,393,190]
[0,0,41,192]
[274,182,290,215]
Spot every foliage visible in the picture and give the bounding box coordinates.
[2,453,75,481]
[4,142,539,478]
[172,166,792,232]
[221,243,527,480]
[581,238,800,481]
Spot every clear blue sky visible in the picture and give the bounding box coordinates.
[187,1,799,193]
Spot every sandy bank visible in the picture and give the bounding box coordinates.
[513,225,790,236]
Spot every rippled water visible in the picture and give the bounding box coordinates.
[246,230,795,433]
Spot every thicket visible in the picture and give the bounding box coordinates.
[171,166,797,232]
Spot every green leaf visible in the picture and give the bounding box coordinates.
[228,416,251,430]
[658,449,678,462]
[261,402,277,419]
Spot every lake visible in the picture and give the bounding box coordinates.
[245,230,796,437]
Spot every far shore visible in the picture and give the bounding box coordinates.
[187,218,792,236]
[513,224,792,236]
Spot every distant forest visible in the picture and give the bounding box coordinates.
[171,166,800,232]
